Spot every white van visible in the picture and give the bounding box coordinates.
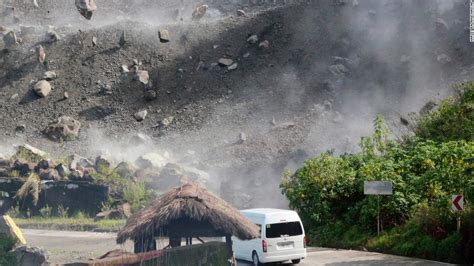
[232,208,307,265]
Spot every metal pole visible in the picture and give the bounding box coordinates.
[377,195,380,236]
[457,212,461,232]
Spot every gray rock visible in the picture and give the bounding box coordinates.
[158,29,170,43]
[134,70,149,85]
[192,4,208,20]
[228,63,238,71]
[13,245,49,266]
[15,144,47,163]
[247,35,258,44]
[218,58,233,67]
[437,54,451,64]
[55,163,70,179]
[75,0,97,20]
[135,153,167,169]
[3,31,18,47]
[435,18,449,33]
[46,116,81,141]
[33,80,51,97]
[145,90,157,101]
[69,169,84,180]
[95,153,113,172]
[36,45,46,64]
[259,40,270,49]
[114,162,136,180]
[38,168,61,181]
[237,132,246,144]
[134,110,148,122]
[69,154,94,171]
[43,71,57,81]
[160,116,174,128]
[237,9,246,16]
[46,29,60,42]
[328,64,349,76]
[128,133,150,145]
[92,36,97,46]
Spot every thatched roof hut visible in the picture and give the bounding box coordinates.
[116,183,259,245]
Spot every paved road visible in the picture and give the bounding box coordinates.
[23,229,451,265]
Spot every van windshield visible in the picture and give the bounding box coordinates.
[265,221,303,238]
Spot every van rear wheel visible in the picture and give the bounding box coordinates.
[252,251,261,266]
[291,259,301,264]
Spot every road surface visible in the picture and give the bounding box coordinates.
[23,229,451,265]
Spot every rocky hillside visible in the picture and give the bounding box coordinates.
[1,0,473,207]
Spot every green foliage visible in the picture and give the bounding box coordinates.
[0,233,17,266]
[416,82,474,142]
[39,205,52,218]
[123,182,154,212]
[281,111,474,263]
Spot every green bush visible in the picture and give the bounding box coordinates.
[0,233,17,266]
[281,108,474,263]
[416,82,474,142]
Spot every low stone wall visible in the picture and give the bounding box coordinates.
[0,178,108,216]
[150,242,228,266]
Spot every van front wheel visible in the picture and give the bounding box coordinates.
[252,251,261,266]
[291,259,301,264]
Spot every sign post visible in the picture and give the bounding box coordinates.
[364,181,393,235]
[451,195,464,232]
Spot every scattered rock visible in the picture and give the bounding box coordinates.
[13,159,36,176]
[13,246,49,266]
[218,58,233,67]
[92,36,97,46]
[400,116,409,126]
[69,154,94,171]
[43,71,57,81]
[192,4,208,20]
[55,163,70,179]
[420,100,437,115]
[32,80,51,97]
[63,91,69,100]
[15,144,47,163]
[75,0,97,20]
[228,63,238,71]
[435,18,449,33]
[36,45,46,64]
[145,90,157,101]
[95,153,113,172]
[158,29,170,43]
[368,10,377,18]
[134,110,148,122]
[114,162,136,180]
[121,65,129,73]
[259,40,270,49]
[247,35,258,44]
[99,83,112,95]
[273,122,296,130]
[237,9,246,17]
[3,31,18,47]
[46,29,60,42]
[15,125,26,135]
[46,116,81,141]
[38,168,61,181]
[328,64,349,76]
[437,53,451,64]
[352,0,359,7]
[160,116,174,128]
[69,169,83,180]
[134,70,149,85]
[243,52,250,58]
[36,159,51,170]
[237,132,246,144]
[135,153,167,169]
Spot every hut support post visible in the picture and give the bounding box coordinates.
[225,235,233,265]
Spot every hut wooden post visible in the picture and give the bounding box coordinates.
[225,235,233,264]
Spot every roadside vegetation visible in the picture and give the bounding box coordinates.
[281,82,474,263]
[0,234,16,265]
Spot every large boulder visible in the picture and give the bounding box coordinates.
[68,154,94,171]
[13,160,36,176]
[46,116,81,141]
[114,162,136,180]
[135,153,167,169]
[38,168,61,181]
[192,4,208,20]
[12,245,49,266]
[155,163,210,191]
[95,153,113,172]
[32,80,51,97]
[14,144,47,163]
[75,0,97,20]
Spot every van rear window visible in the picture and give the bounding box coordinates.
[265,221,303,238]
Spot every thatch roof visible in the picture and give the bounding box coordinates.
[116,183,259,244]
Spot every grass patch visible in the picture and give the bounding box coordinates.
[0,233,17,266]
[13,217,125,232]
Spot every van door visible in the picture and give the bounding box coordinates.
[264,221,305,255]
